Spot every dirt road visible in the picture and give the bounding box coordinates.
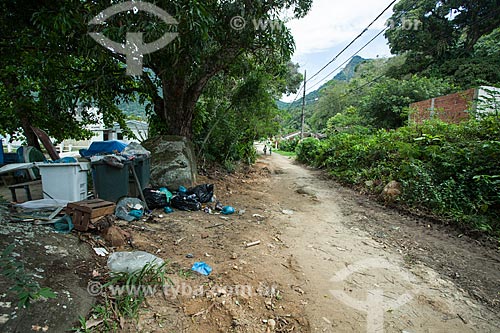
[120,149,500,332]
[253,149,500,332]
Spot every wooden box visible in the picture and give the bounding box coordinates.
[66,199,116,231]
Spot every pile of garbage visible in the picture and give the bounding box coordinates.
[142,184,235,215]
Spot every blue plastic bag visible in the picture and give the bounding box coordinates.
[128,209,143,219]
[164,206,174,214]
[178,186,187,194]
[221,206,235,215]
[191,262,212,276]
[54,215,74,234]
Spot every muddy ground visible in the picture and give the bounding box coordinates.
[1,150,499,332]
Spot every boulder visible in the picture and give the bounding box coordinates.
[142,136,197,189]
[381,180,402,202]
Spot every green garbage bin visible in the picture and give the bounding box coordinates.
[129,156,150,196]
[91,160,130,202]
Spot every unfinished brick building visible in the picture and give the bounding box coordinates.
[409,86,500,124]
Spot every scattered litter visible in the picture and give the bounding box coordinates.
[231,253,238,259]
[164,206,174,214]
[191,262,212,276]
[53,215,73,234]
[222,206,235,215]
[186,184,214,203]
[206,223,224,229]
[238,209,246,215]
[186,253,194,259]
[171,194,202,211]
[246,240,261,248]
[322,317,331,325]
[93,248,109,257]
[282,209,294,215]
[107,251,164,274]
[253,214,265,219]
[267,318,276,330]
[15,199,69,210]
[115,197,145,222]
[219,216,229,220]
[175,237,185,245]
[215,201,223,211]
[128,209,143,219]
[143,188,169,209]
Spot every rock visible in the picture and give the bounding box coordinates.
[142,135,197,189]
[381,180,402,201]
[201,233,209,239]
[231,253,238,259]
[267,319,276,330]
[101,226,130,247]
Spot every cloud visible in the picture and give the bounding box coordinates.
[286,0,394,58]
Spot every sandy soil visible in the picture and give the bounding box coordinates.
[1,148,499,332]
[123,149,500,332]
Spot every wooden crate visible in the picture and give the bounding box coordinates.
[66,199,116,231]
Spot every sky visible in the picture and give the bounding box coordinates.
[281,0,396,102]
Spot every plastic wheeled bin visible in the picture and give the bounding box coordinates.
[91,160,130,202]
[129,156,150,196]
[38,162,90,201]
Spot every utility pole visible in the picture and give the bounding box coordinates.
[301,70,306,139]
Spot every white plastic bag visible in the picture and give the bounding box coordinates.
[107,251,164,274]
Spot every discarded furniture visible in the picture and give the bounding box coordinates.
[8,180,42,202]
[65,199,116,231]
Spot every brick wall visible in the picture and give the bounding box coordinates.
[409,88,477,124]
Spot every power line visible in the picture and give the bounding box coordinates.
[306,0,398,84]
[306,27,389,92]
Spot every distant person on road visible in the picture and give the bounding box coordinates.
[263,145,267,155]
[269,146,272,155]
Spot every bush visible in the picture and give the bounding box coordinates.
[297,117,500,236]
[295,137,324,166]
[279,137,300,152]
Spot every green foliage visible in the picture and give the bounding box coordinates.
[297,117,500,236]
[77,262,171,332]
[278,137,300,152]
[295,137,324,166]
[357,76,455,128]
[385,0,500,87]
[0,244,57,308]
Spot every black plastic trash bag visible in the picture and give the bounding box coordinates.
[171,194,202,211]
[143,188,168,209]
[187,184,214,203]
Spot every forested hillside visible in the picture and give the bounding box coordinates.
[281,1,500,237]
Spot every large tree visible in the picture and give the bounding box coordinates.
[0,0,312,146]
[385,0,500,85]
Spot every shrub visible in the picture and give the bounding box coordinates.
[297,117,500,236]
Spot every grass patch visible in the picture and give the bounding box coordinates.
[274,150,296,157]
[73,261,172,332]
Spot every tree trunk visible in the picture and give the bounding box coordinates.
[3,74,41,150]
[155,74,212,139]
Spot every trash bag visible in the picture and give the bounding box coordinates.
[122,142,151,157]
[187,184,214,203]
[171,194,202,211]
[54,214,73,234]
[191,262,212,276]
[108,251,164,274]
[143,188,168,209]
[221,206,235,215]
[115,197,145,222]
[159,187,173,202]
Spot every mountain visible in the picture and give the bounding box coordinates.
[278,56,368,110]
